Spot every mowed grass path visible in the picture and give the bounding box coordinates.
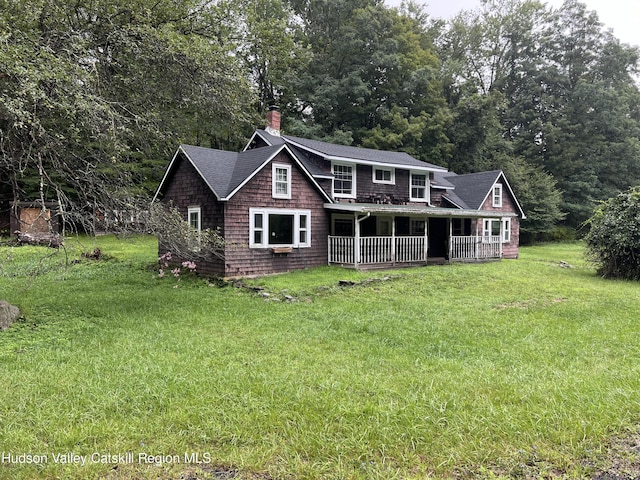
[0,237,639,479]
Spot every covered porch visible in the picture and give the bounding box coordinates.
[325,203,512,268]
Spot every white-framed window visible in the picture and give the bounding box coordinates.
[249,208,311,248]
[373,167,395,185]
[410,172,428,201]
[272,163,291,199]
[187,207,201,251]
[188,207,201,231]
[502,218,511,243]
[492,184,503,207]
[332,162,355,198]
[483,219,501,240]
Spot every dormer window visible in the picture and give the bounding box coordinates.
[493,184,503,207]
[332,162,355,198]
[410,172,428,201]
[272,163,291,199]
[373,167,395,184]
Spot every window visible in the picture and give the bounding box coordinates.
[272,163,291,199]
[253,213,264,245]
[410,219,426,236]
[410,173,428,201]
[187,207,201,251]
[332,162,355,198]
[299,214,308,244]
[188,207,201,231]
[483,219,501,239]
[250,208,311,248]
[377,217,392,236]
[452,218,472,236]
[502,218,511,243]
[492,184,503,207]
[332,215,354,236]
[373,167,394,184]
[269,213,294,244]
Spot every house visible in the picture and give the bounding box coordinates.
[154,110,525,277]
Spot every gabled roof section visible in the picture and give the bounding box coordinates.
[282,135,447,172]
[154,143,332,203]
[244,129,285,150]
[442,170,525,218]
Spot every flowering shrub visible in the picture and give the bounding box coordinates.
[157,252,197,286]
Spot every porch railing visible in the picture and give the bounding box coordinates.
[328,236,426,265]
[450,235,502,261]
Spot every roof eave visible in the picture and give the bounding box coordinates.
[324,203,515,218]
[226,144,333,204]
[153,146,223,203]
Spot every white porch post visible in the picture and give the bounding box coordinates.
[391,215,396,264]
[500,217,504,258]
[448,218,453,264]
[354,213,360,267]
[424,216,428,264]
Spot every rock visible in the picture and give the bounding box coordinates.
[0,301,20,330]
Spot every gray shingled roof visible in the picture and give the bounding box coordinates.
[254,129,285,146]
[179,144,285,199]
[282,135,446,171]
[442,170,502,210]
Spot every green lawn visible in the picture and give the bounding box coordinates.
[0,236,639,479]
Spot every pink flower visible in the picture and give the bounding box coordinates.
[158,269,165,278]
[171,268,181,278]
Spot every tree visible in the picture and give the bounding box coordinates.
[234,0,308,114]
[287,0,452,164]
[439,0,640,232]
[0,0,256,232]
[584,187,640,280]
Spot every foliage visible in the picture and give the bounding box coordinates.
[147,203,225,263]
[3,0,640,241]
[584,186,640,279]
[2,238,640,479]
[287,0,452,165]
[0,0,255,232]
[440,0,640,230]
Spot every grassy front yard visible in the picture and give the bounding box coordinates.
[1,236,639,479]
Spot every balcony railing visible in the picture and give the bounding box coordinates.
[328,236,427,266]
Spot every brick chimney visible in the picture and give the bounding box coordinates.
[265,107,281,136]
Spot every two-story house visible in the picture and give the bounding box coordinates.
[154,110,525,277]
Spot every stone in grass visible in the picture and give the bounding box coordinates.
[0,301,20,331]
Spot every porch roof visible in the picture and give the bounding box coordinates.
[324,203,516,218]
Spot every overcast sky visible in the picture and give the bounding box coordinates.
[384,0,640,48]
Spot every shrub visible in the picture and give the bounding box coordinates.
[584,187,640,279]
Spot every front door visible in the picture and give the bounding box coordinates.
[428,217,449,258]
